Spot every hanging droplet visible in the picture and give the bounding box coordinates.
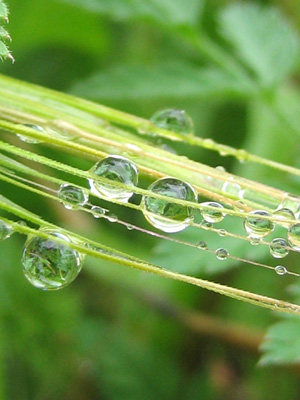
[201,202,225,224]
[126,224,134,231]
[106,212,118,223]
[0,219,13,241]
[244,210,274,238]
[17,124,44,144]
[150,108,194,135]
[236,149,249,163]
[270,238,289,259]
[278,194,300,217]
[218,229,227,237]
[200,220,213,229]
[273,208,295,228]
[21,229,85,290]
[58,184,89,210]
[215,248,229,260]
[89,156,138,203]
[287,223,300,251]
[249,237,261,246]
[275,265,287,276]
[91,206,105,219]
[141,177,197,233]
[197,240,208,250]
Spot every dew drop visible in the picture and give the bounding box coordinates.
[287,223,300,251]
[215,248,229,260]
[218,229,227,237]
[17,124,44,144]
[150,108,194,135]
[0,219,13,241]
[141,177,197,233]
[244,210,274,238]
[249,237,261,246]
[273,208,295,226]
[58,184,89,210]
[91,206,105,219]
[222,180,241,197]
[21,229,85,290]
[197,240,208,250]
[89,155,138,203]
[126,224,134,231]
[275,265,287,276]
[270,238,289,259]
[106,212,118,223]
[201,202,225,224]
[200,220,213,229]
[236,149,249,162]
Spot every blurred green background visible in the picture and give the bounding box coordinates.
[1,0,300,399]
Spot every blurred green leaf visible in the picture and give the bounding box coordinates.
[259,318,300,365]
[218,3,300,86]
[71,61,251,101]
[0,1,8,19]
[59,0,204,28]
[0,1,11,60]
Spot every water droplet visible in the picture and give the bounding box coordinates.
[278,194,300,216]
[270,238,289,259]
[200,221,213,229]
[201,202,225,224]
[273,208,295,226]
[287,223,300,251]
[89,156,138,203]
[127,224,134,231]
[218,229,227,237]
[216,166,226,172]
[58,184,89,210]
[249,237,261,246]
[236,149,248,162]
[91,206,105,219]
[244,210,274,238]
[141,177,197,233]
[150,108,194,135]
[0,219,13,241]
[215,248,229,260]
[21,229,84,290]
[17,124,44,144]
[275,265,287,276]
[197,240,208,250]
[106,212,118,223]
[222,180,241,197]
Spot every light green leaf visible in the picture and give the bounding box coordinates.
[70,61,251,101]
[0,1,8,20]
[218,4,300,87]
[259,318,300,366]
[59,0,204,28]
[0,1,12,61]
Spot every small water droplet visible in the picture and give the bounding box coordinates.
[218,229,227,237]
[278,194,300,216]
[249,236,261,246]
[91,206,105,219]
[21,229,84,290]
[126,224,134,231]
[216,166,226,172]
[141,177,197,233]
[17,124,44,144]
[200,220,213,229]
[244,210,274,238]
[287,223,300,251]
[222,180,241,197]
[106,212,118,223]
[0,219,13,241]
[89,155,138,203]
[236,149,248,162]
[215,248,229,260]
[275,265,287,276]
[58,184,89,210]
[201,202,225,224]
[273,208,295,226]
[270,238,289,258]
[150,108,194,135]
[197,240,208,250]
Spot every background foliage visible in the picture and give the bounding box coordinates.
[1,0,300,398]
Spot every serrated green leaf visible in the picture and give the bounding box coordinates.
[59,0,203,28]
[0,1,8,20]
[70,62,251,101]
[0,40,9,57]
[218,4,300,87]
[259,318,300,366]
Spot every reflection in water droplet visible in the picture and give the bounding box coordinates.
[244,210,274,238]
[58,184,89,210]
[275,265,287,276]
[0,219,13,241]
[141,177,197,233]
[150,108,194,135]
[215,248,229,260]
[287,223,300,251]
[201,202,225,224]
[22,229,84,290]
[270,238,289,259]
[17,124,44,144]
[197,240,208,250]
[89,155,138,203]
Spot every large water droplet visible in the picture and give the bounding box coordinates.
[150,108,194,135]
[244,210,274,238]
[22,229,84,290]
[17,124,44,144]
[288,223,300,251]
[270,238,289,259]
[141,177,197,233]
[201,202,225,224]
[215,248,229,260]
[275,265,287,276]
[58,184,89,210]
[0,219,13,241]
[89,156,138,202]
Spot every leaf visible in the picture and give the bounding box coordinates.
[259,318,300,366]
[0,1,12,61]
[218,3,300,87]
[0,1,8,20]
[59,0,204,28]
[70,61,251,101]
